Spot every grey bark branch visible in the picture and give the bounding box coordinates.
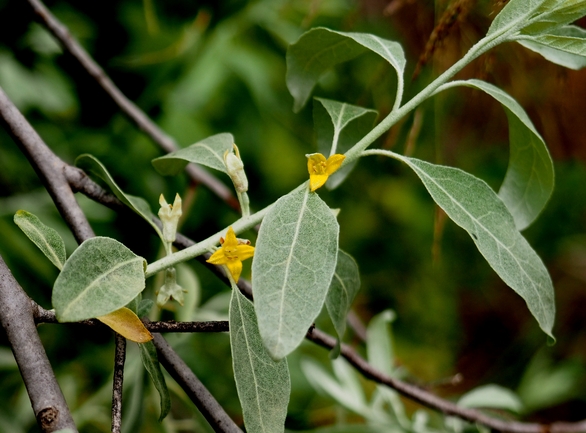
[25,0,240,211]
[0,86,94,244]
[0,256,77,433]
[151,333,243,433]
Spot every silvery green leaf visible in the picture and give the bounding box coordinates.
[287,27,405,112]
[325,249,361,358]
[152,133,234,175]
[139,341,171,421]
[13,210,66,270]
[393,155,555,338]
[438,79,554,231]
[487,0,548,37]
[75,154,163,240]
[458,384,523,413]
[230,287,290,433]
[366,310,396,376]
[314,98,378,190]
[514,0,586,35]
[252,187,339,360]
[516,25,586,69]
[53,237,146,322]
[300,357,368,414]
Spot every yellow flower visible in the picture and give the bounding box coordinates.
[307,153,345,192]
[206,226,255,282]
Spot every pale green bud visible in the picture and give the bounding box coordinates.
[224,144,248,193]
[158,193,182,243]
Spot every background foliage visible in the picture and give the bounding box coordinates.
[2,0,586,431]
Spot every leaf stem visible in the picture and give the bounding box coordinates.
[343,30,512,164]
[145,203,271,278]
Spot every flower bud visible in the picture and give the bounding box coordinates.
[224,144,248,193]
[158,193,182,243]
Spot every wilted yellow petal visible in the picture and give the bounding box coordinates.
[97,307,152,343]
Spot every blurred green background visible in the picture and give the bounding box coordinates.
[2,0,586,431]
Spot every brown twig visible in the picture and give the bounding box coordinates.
[0,86,94,244]
[151,333,244,433]
[111,334,126,433]
[24,0,240,211]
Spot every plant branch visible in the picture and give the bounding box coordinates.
[33,305,229,332]
[25,0,240,211]
[151,333,243,433]
[0,256,77,433]
[112,334,126,433]
[0,86,94,244]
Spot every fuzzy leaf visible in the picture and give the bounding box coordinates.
[394,155,555,338]
[314,98,377,190]
[366,310,396,376]
[487,0,548,37]
[76,154,163,240]
[96,307,152,343]
[152,132,234,175]
[325,250,361,358]
[287,28,405,112]
[13,210,66,270]
[139,341,171,421]
[439,79,554,231]
[53,237,146,322]
[230,287,290,433]
[252,186,339,360]
[516,25,586,69]
[458,384,523,413]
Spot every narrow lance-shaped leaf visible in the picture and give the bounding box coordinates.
[514,25,586,70]
[392,155,555,338]
[53,237,147,322]
[252,186,339,360]
[366,310,396,376]
[287,27,405,112]
[314,98,377,190]
[325,249,361,358]
[437,79,554,231]
[230,287,290,433]
[76,154,163,241]
[13,210,66,270]
[152,132,234,175]
[138,341,171,421]
[300,357,368,414]
[458,384,523,413]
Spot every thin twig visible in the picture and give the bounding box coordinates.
[0,256,77,433]
[33,304,229,332]
[112,334,126,433]
[25,0,240,211]
[0,86,94,244]
[151,333,243,433]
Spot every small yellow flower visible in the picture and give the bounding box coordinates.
[206,226,255,282]
[307,153,345,192]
